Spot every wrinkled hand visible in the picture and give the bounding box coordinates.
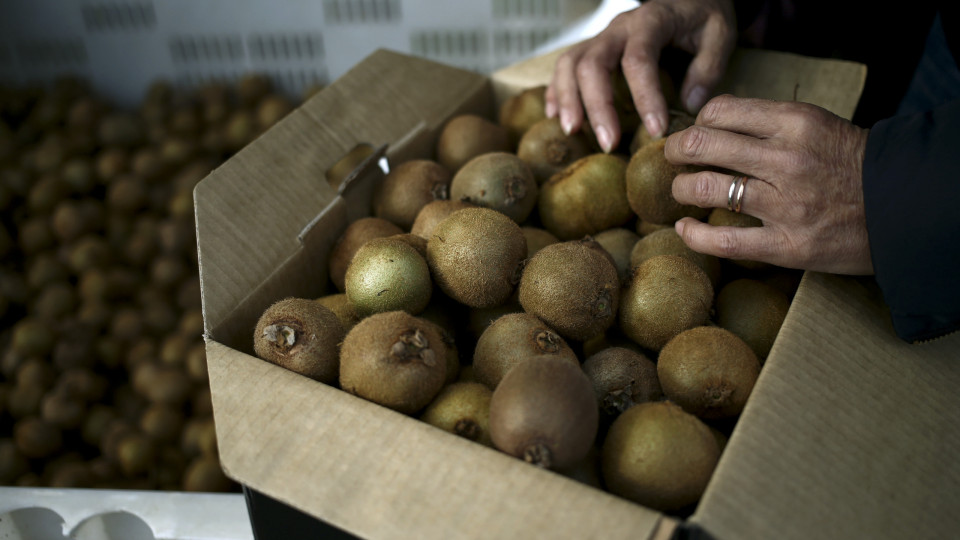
[545,0,736,153]
[666,95,873,275]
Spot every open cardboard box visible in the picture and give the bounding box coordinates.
[194,47,960,539]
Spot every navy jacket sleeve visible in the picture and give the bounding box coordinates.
[862,98,960,343]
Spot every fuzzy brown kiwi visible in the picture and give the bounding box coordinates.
[465,298,524,343]
[372,159,452,229]
[325,144,375,189]
[472,312,580,390]
[253,297,345,384]
[316,293,361,334]
[420,381,494,446]
[328,217,403,292]
[488,355,598,470]
[619,255,713,351]
[410,199,476,240]
[629,109,695,154]
[538,154,632,241]
[517,117,593,184]
[630,227,722,287]
[707,207,770,270]
[436,114,511,172]
[499,85,548,147]
[426,207,527,308]
[625,138,709,225]
[344,236,432,317]
[657,326,761,419]
[592,228,641,286]
[521,226,559,257]
[416,304,461,384]
[601,400,720,511]
[339,311,447,414]
[715,278,790,360]
[518,239,620,342]
[449,152,538,224]
[582,347,662,418]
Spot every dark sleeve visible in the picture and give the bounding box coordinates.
[862,98,960,343]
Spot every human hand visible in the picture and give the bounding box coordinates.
[545,0,736,153]
[666,95,873,275]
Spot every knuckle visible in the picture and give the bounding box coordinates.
[676,126,708,158]
[697,95,730,124]
[714,228,741,258]
[692,174,714,205]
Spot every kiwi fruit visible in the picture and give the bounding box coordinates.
[488,355,598,470]
[449,152,538,224]
[715,278,790,360]
[328,217,404,292]
[344,236,432,317]
[472,312,580,390]
[518,239,620,342]
[521,226,559,257]
[582,347,662,418]
[625,138,709,225]
[465,298,524,343]
[326,144,375,189]
[372,159,452,229]
[657,326,761,419]
[629,109,695,154]
[707,208,769,270]
[517,117,593,184]
[420,381,494,446]
[410,199,475,240]
[592,228,640,285]
[339,311,448,414]
[316,293,361,334]
[426,207,527,309]
[14,417,63,459]
[619,255,713,351]
[630,228,722,287]
[601,400,720,511]
[538,154,632,241]
[253,297,345,384]
[435,114,511,172]
[498,85,548,147]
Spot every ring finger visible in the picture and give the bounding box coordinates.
[672,169,776,220]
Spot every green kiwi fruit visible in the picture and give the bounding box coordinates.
[488,355,598,469]
[339,310,448,414]
[436,114,511,172]
[592,228,641,285]
[372,159,452,229]
[344,236,432,316]
[629,109,695,154]
[328,217,404,292]
[518,239,620,342]
[538,154,632,240]
[582,347,662,418]
[657,326,761,419]
[465,298,524,343]
[517,117,593,184]
[449,152,538,224]
[521,226,559,257]
[410,199,475,240]
[601,400,720,511]
[253,297,345,384]
[426,207,527,308]
[707,208,769,270]
[619,255,713,351]
[316,293,361,334]
[630,227,722,287]
[498,85,548,147]
[420,381,494,446]
[473,312,580,390]
[715,278,790,360]
[625,138,709,225]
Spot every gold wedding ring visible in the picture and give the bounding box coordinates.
[728,175,748,213]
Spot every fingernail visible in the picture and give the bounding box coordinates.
[595,125,613,154]
[560,110,573,135]
[685,85,708,112]
[643,113,663,139]
[675,220,685,237]
[545,100,557,118]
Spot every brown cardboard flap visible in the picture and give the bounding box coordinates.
[206,339,666,539]
[694,272,960,539]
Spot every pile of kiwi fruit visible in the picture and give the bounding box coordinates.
[249,69,801,516]
[0,73,318,491]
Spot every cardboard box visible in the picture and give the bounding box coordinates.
[194,47,960,539]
